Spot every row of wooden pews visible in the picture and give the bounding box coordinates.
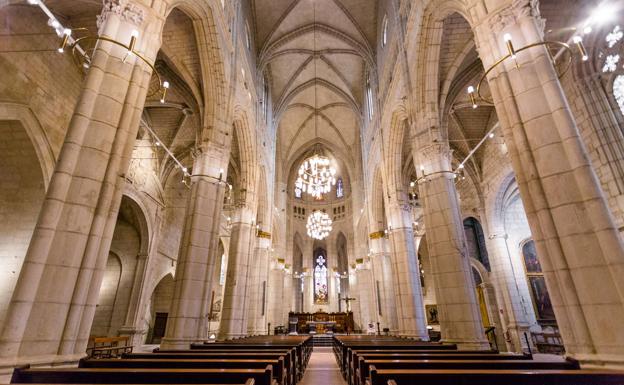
[333,335,624,385]
[11,335,312,385]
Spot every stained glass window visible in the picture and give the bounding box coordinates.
[614,75,624,116]
[313,252,328,304]
[382,16,388,47]
[336,178,344,198]
[295,187,302,199]
[219,253,227,285]
[366,77,374,121]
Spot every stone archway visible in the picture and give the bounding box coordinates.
[147,274,174,344]
[0,118,47,331]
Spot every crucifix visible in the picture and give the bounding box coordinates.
[340,296,357,312]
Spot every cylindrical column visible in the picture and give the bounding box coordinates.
[386,202,429,340]
[0,1,163,366]
[267,264,285,332]
[247,237,270,334]
[416,143,489,349]
[469,1,624,366]
[160,144,229,349]
[219,206,256,339]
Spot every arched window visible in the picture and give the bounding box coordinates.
[245,22,251,50]
[263,76,269,122]
[521,240,556,322]
[219,253,227,285]
[313,248,328,304]
[381,16,388,47]
[366,77,374,121]
[614,75,624,115]
[598,23,624,116]
[336,178,344,198]
[463,217,491,271]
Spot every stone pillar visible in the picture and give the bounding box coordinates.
[369,237,398,332]
[0,1,162,368]
[416,144,489,349]
[355,264,375,332]
[381,254,400,332]
[386,202,429,340]
[470,0,624,367]
[267,264,285,332]
[485,229,533,352]
[247,236,270,335]
[119,253,151,344]
[219,206,256,339]
[574,74,624,230]
[119,207,163,347]
[160,144,229,349]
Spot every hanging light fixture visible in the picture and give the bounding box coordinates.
[293,0,336,199]
[306,211,333,240]
[295,149,337,199]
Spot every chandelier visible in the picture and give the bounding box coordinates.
[295,153,337,199]
[306,211,333,240]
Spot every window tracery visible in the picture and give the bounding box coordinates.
[336,178,344,198]
[381,16,388,47]
[313,251,328,304]
[598,24,624,116]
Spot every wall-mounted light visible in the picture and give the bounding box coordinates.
[573,35,589,61]
[503,33,516,59]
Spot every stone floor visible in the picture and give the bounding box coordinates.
[299,347,346,385]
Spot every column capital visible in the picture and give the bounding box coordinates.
[97,0,145,28]
[486,0,545,36]
[416,142,453,174]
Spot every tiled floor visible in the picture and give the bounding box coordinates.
[299,347,346,385]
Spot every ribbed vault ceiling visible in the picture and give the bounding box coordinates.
[253,0,377,169]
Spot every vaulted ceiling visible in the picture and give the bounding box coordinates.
[253,0,377,172]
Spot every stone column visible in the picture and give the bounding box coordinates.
[381,254,400,332]
[386,202,429,340]
[247,236,270,335]
[416,144,489,349]
[469,0,624,367]
[118,206,163,347]
[219,206,256,339]
[160,144,229,349]
[369,237,398,332]
[355,264,375,332]
[485,229,533,352]
[0,1,163,368]
[574,74,624,229]
[267,263,285,332]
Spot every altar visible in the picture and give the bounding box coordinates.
[306,321,336,334]
[289,311,354,334]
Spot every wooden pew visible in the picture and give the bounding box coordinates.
[80,358,287,385]
[356,359,578,385]
[341,344,460,379]
[123,352,294,385]
[349,351,528,385]
[332,336,459,376]
[161,348,299,382]
[368,368,624,385]
[11,366,275,385]
[190,335,312,373]
[186,340,309,380]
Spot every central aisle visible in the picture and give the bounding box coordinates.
[299,347,347,385]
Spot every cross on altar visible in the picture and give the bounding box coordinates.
[340,296,356,312]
